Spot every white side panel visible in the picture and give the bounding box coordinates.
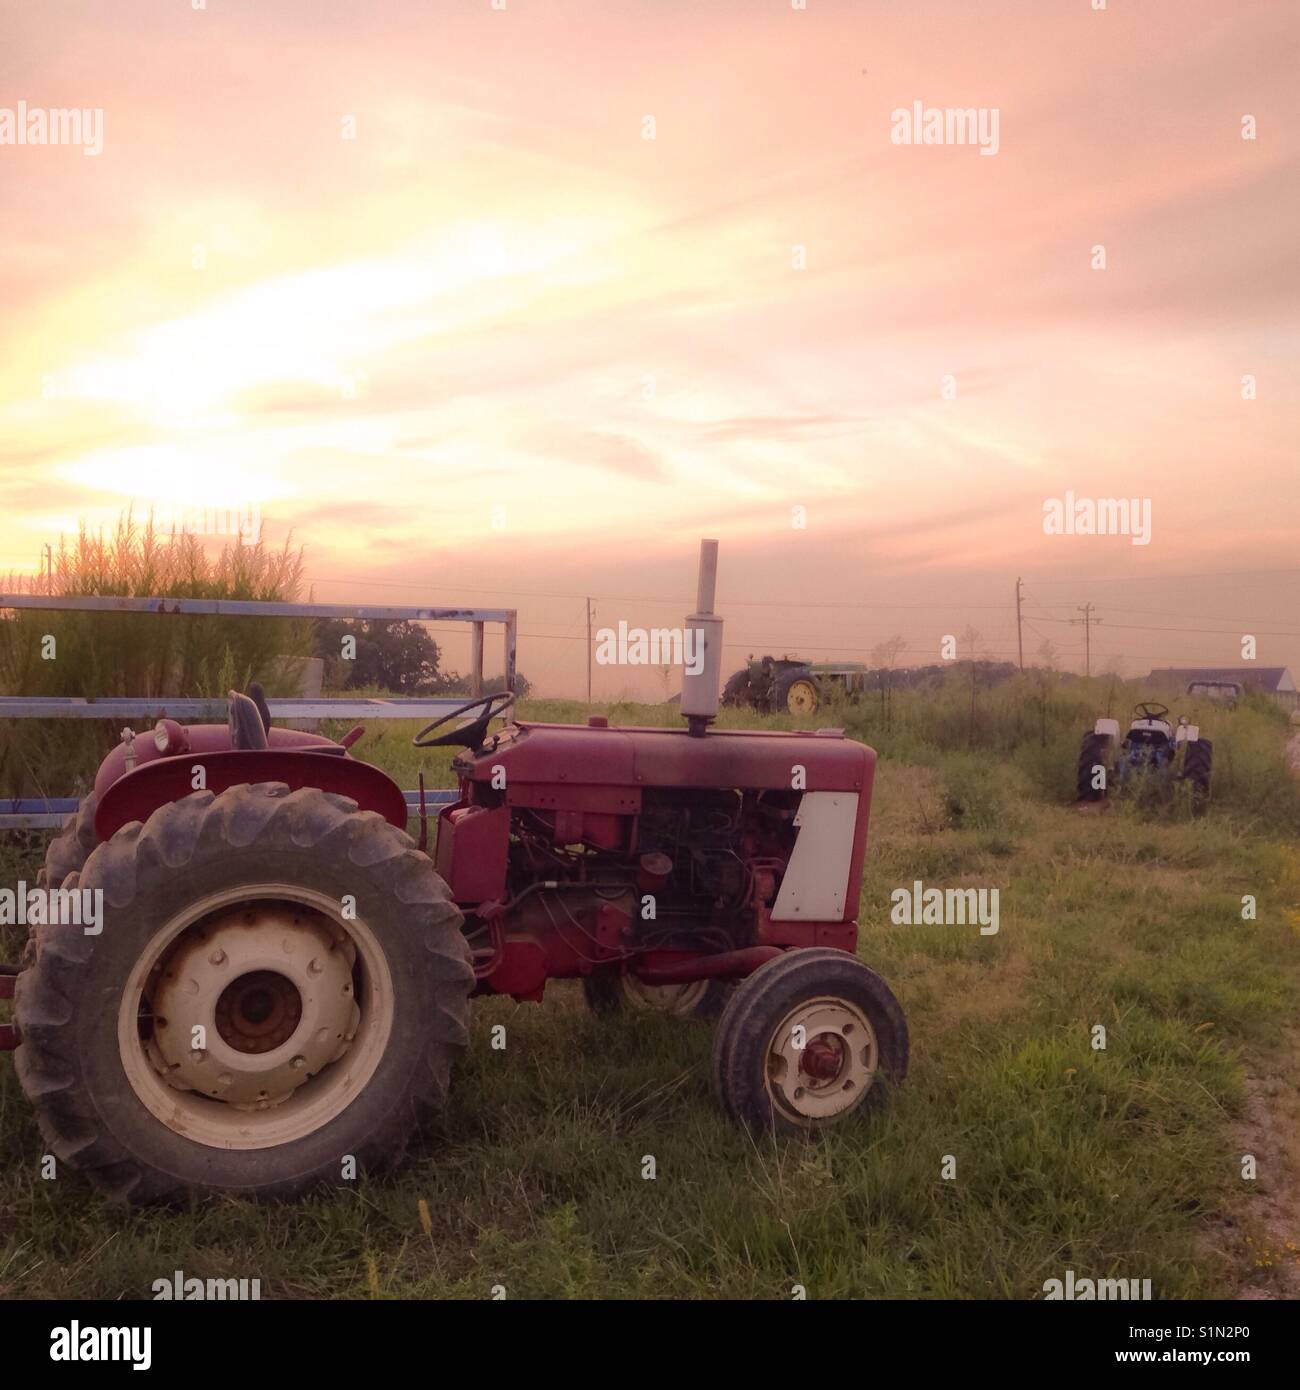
[770,791,860,922]
[1094,718,1120,738]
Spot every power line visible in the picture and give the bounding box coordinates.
[1027,565,1300,585]
[1024,613,1300,638]
[303,574,1019,611]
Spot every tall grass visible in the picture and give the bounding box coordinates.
[0,516,312,799]
[829,672,1300,832]
[3,717,1297,1299]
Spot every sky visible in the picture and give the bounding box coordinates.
[1,0,1297,697]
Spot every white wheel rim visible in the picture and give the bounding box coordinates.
[787,681,817,714]
[116,885,394,1151]
[621,976,711,1016]
[764,996,879,1124]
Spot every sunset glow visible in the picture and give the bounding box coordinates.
[2,0,1297,692]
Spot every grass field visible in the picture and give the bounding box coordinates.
[2,694,1299,1300]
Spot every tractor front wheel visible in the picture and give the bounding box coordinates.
[711,948,907,1135]
[776,671,820,717]
[15,782,473,1204]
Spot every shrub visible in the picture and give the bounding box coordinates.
[0,515,312,798]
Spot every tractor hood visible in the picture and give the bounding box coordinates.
[456,720,871,793]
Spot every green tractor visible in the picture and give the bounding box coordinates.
[722,655,870,716]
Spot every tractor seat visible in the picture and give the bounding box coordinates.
[227,688,353,755]
[227,690,268,751]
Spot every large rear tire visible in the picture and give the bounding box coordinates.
[1182,738,1213,800]
[15,782,472,1204]
[712,948,907,1136]
[23,791,99,967]
[1076,732,1113,802]
[721,669,753,708]
[775,670,820,716]
[36,790,98,892]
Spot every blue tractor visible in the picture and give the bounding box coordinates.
[1076,702,1213,804]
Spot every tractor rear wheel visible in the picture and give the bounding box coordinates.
[24,791,99,966]
[721,669,752,708]
[582,973,730,1020]
[711,948,907,1136]
[1076,732,1113,801]
[1182,738,1213,800]
[15,782,473,1204]
[37,789,98,892]
[776,671,820,716]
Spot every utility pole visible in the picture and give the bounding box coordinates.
[585,597,593,707]
[1015,577,1024,672]
[1071,603,1101,677]
[44,543,53,595]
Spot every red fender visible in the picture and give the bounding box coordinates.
[94,749,409,841]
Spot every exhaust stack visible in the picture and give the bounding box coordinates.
[681,538,723,737]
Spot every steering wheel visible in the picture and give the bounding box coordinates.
[412,692,515,750]
[1135,701,1169,721]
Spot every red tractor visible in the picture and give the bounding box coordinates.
[9,543,907,1203]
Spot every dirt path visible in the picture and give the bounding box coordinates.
[1200,729,1300,1296]
[1215,1030,1300,1299]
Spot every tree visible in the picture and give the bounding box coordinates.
[436,669,533,700]
[315,619,442,693]
[870,634,907,727]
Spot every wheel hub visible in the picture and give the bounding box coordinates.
[766,997,879,1121]
[800,1035,845,1082]
[145,903,359,1109]
[787,680,817,714]
[215,971,303,1054]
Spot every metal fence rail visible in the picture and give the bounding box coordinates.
[2,789,461,831]
[0,592,517,694]
[0,696,492,720]
[0,590,515,832]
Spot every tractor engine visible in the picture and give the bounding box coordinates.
[435,718,871,1001]
[508,785,798,950]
